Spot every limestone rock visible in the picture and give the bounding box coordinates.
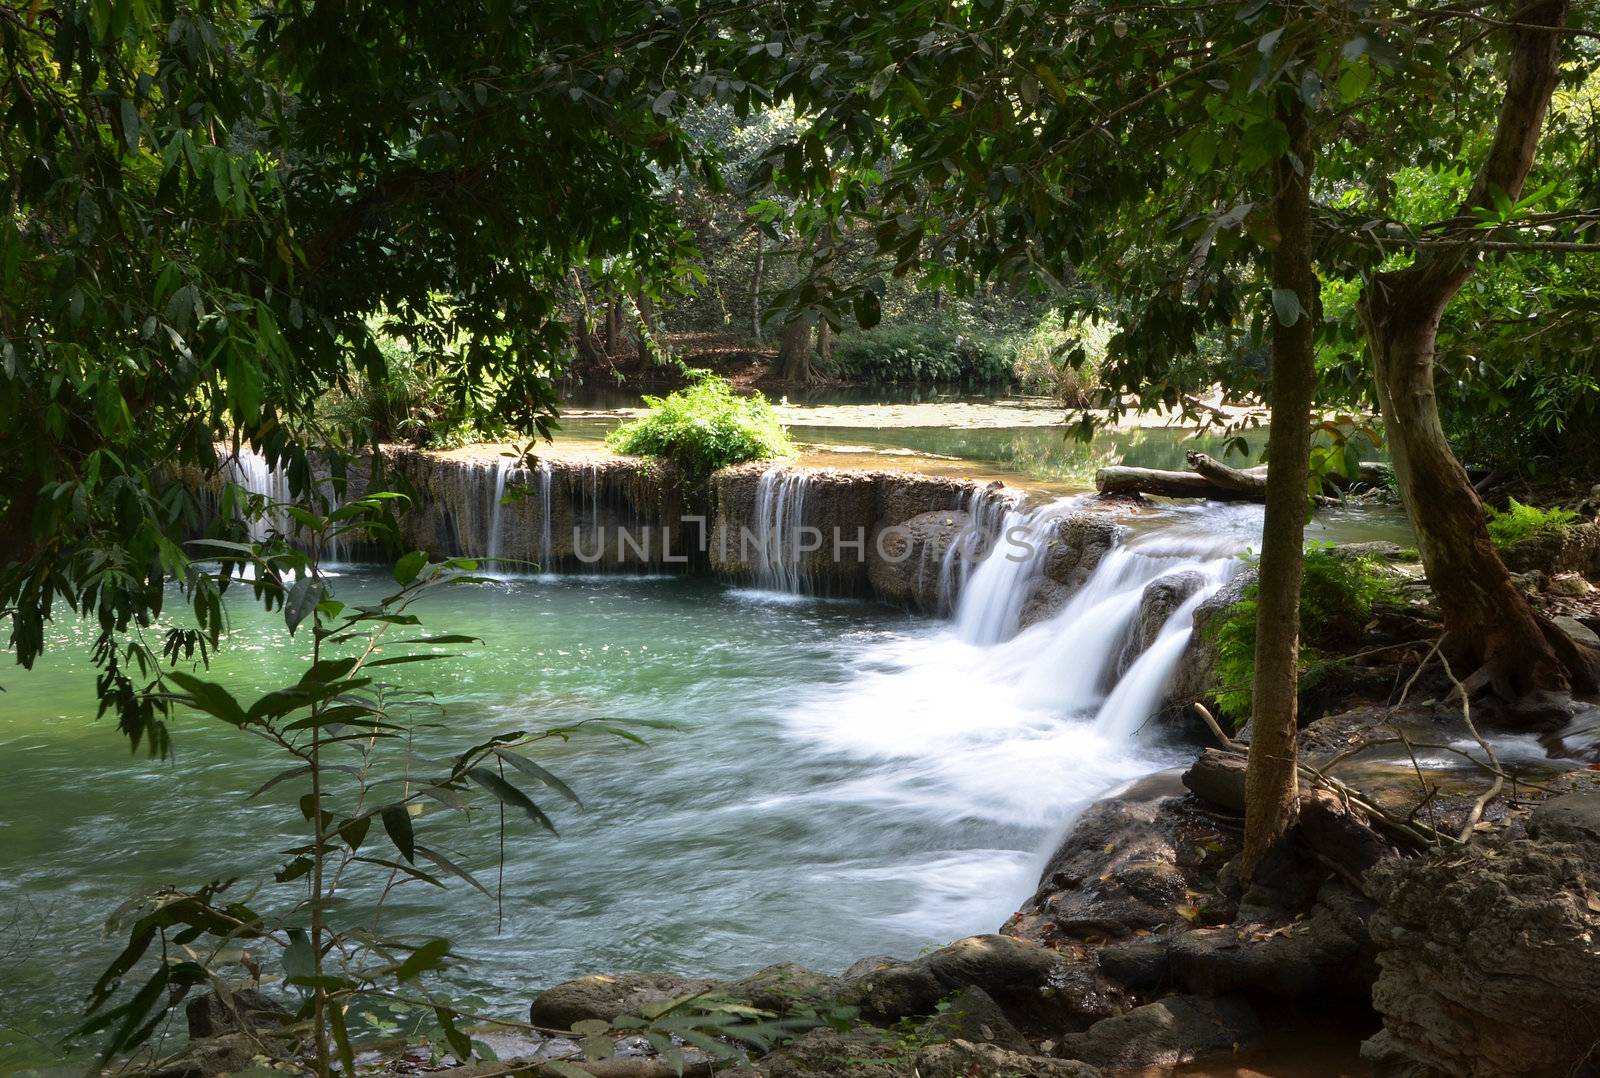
[1551,570,1595,596]
[1040,515,1123,592]
[727,962,854,1015]
[916,986,1030,1053]
[855,934,1114,1031]
[1018,578,1073,631]
[1362,835,1600,1077]
[1055,994,1262,1071]
[1128,570,1206,658]
[916,1040,1102,1078]
[530,972,721,1031]
[1166,569,1253,711]
[151,1032,267,1078]
[866,509,971,611]
[1528,788,1600,845]
[757,1027,901,1077]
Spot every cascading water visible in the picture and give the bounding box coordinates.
[485,456,514,566]
[951,497,1087,644]
[223,449,295,544]
[752,468,816,594]
[537,461,555,571]
[934,484,1016,615]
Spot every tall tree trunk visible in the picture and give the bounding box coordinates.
[777,316,815,382]
[632,290,659,366]
[815,318,833,365]
[1243,97,1318,879]
[1356,0,1596,698]
[604,289,623,357]
[751,232,765,343]
[569,270,605,368]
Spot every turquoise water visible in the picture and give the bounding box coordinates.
[0,570,1173,1064]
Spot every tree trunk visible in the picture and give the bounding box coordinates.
[815,318,833,365]
[777,317,815,382]
[632,290,658,366]
[751,233,765,343]
[1243,97,1318,880]
[604,290,623,357]
[1357,0,1596,697]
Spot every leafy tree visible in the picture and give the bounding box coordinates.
[0,0,738,748]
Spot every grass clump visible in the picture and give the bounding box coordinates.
[1209,544,1405,724]
[605,372,795,479]
[1485,497,1578,549]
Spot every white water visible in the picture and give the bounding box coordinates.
[773,511,1240,934]
[485,456,514,565]
[536,461,555,570]
[752,468,816,594]
[223,449,295,544]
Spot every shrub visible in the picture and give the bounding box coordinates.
[828,323,1013,386]
[1485,497,1579,549]
[605,372,795,478]
[1210,545,1405,724]
[1006,314,1106,403]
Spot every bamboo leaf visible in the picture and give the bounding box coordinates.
[382,804,416,861]
[467,767,558,835]
[493,748,582,807]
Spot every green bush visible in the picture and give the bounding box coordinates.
[1485,497,1578,549]
[1210,545,1405,724]
[1006,314,1106,403]
[605,372,795,478]
[828,323,1013,386]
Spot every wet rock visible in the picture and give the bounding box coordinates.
[709,464,879,592]
[1128,570,1206,657]
[866,508,971,611]
[1363,834,1600,1077]
[727,962,854,1015]
[1556,615,1600,649]
[1167,882,1373,999]
[856,934,1114,1031]
[1040,515,1123,592]
[1010,773,1239,945]
[1055,994,1262,1071]
[916,986,1030,1053]
[757,1027,901,1077]
[185,987,290,1039]
[1094,938,1171,992]
[1527,788,1600,845]
[842,954,900,979]
[916,1040,1103,1078]
[1167,569,1253,710]
[1018,578,1073,630]
[531,972,721,1031]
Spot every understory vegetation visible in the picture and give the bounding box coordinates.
[1209,546,1408,723]
[604,373,795,478]
[1485,497,1581,549]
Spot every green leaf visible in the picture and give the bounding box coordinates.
[393,551,428,585]
[338,815,371,851]
[382,804,416,862]
[285,576,321,636]
[467,767,558,835]
[392,938,452,982]
[165,671,251,728]
[494,748,583,807]
[415,844,494,899]
[282,929,315,983]
[1271,288,1305,327]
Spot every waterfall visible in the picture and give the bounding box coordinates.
[753,468,816,594]
[934,484,1016,615]
[485,456,514,566]
[537,461,554,571]
[952,498,1084,645]
[223,449,295,544]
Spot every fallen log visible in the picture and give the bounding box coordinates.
[1096,453,1390,502]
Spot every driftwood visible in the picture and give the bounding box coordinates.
[1096,450,1391,502]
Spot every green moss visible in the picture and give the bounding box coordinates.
[1208,544,1405,725]
[605,372,795,480]
[1485,497,1578,549]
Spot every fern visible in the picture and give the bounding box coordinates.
[1485,497,1578,549]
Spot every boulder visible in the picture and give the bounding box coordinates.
[1094,939,1171,992]
[1055,994,1262,1071]
[1127,570,1206,659]
[726,962,853,1015]
[1040,515,1123,592]
[757,1027,900,1078]
[1018,579,1073,631]
[1009,774,1239,945]
[1362,834,1600,1077]
[1528,788,1600,845]
[530,972,721,1031]
[150,1032,266,1078]
[866,509,972,612]
[916,986,1031,1053]
[916,1040,1103,1078]
[855,934,1117,1031]
[184,987,290,1039]
[1501,520,1600,579]
[1166,569,1253,710]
